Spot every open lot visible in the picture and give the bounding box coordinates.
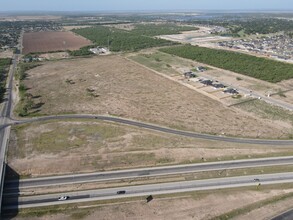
[22,31,92,54]
[18,55,291,138]
[7,120,293,177]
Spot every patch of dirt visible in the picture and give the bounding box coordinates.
[21,55,291,138]
[0,49,13,58]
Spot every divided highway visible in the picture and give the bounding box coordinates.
[3,172,293,209]
[4,156,293,191]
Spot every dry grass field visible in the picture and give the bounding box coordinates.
[22,31,92,54]
[7,120,293,177]
[20,55,292,138]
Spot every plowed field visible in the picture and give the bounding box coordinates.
[22,31,92,54]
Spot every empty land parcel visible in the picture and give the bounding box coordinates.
[16,55,292,138]
[22,31,92,54]
[7,119,293,177]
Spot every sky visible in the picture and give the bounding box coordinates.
[1,0,293,12]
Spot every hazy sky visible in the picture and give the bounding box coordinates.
[1,0,293,11]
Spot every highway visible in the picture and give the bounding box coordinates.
[3,172,293,210]
[4,156,293,191]
[0,55,18,212]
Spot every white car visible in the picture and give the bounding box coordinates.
[58,196,69,201]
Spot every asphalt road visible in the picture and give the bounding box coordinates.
[271,209,293,220]
[4,156,293,191]
[3,172,293,209]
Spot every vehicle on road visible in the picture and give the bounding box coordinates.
[254,178,260,181]
[117,190,126,194]
[58,196,69,201]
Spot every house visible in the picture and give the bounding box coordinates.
[183,71,197,78]
[200,79,213,86]
[89,47,109,55]
[224,88,239,94]
[212,83,226,89]
[197,66,207,72]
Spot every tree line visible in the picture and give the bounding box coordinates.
[160,45,293,83]
[0,58,11,101]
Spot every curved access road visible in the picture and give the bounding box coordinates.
[4,156,293,191]
[7,114,293,146]
[3,172,293,210]
[271,209,293,220]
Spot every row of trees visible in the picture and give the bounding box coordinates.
[16,63,42,116]
[0,58,11,101]
[160,45,293,83]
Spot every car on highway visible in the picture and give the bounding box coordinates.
[117,190,126,194]
[58,196,69,201]
[253,178,260,182]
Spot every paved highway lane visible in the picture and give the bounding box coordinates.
[3,195,89,209]
[3,172,293,209]
[4,156,293,191]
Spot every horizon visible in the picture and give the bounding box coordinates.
[1,9,293,15]
[1,0,293,12]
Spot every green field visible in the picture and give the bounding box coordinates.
[160,45,293,83]
[72,24,196,52]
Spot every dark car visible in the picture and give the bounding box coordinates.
[117,190,126,194]
[58,196,69,201]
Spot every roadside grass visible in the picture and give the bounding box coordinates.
[210,191,293,220]
[8,120,127,158]
[235,99,293,127]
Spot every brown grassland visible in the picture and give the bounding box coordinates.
[22,31,92,54]
[19,55,292,138]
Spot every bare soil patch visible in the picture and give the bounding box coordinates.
[22,31,92,54]
[62,26,92,31]
[39,52,69,60]
[20,55,291,138]
[0,49,13,58]
[7,120,293,177]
